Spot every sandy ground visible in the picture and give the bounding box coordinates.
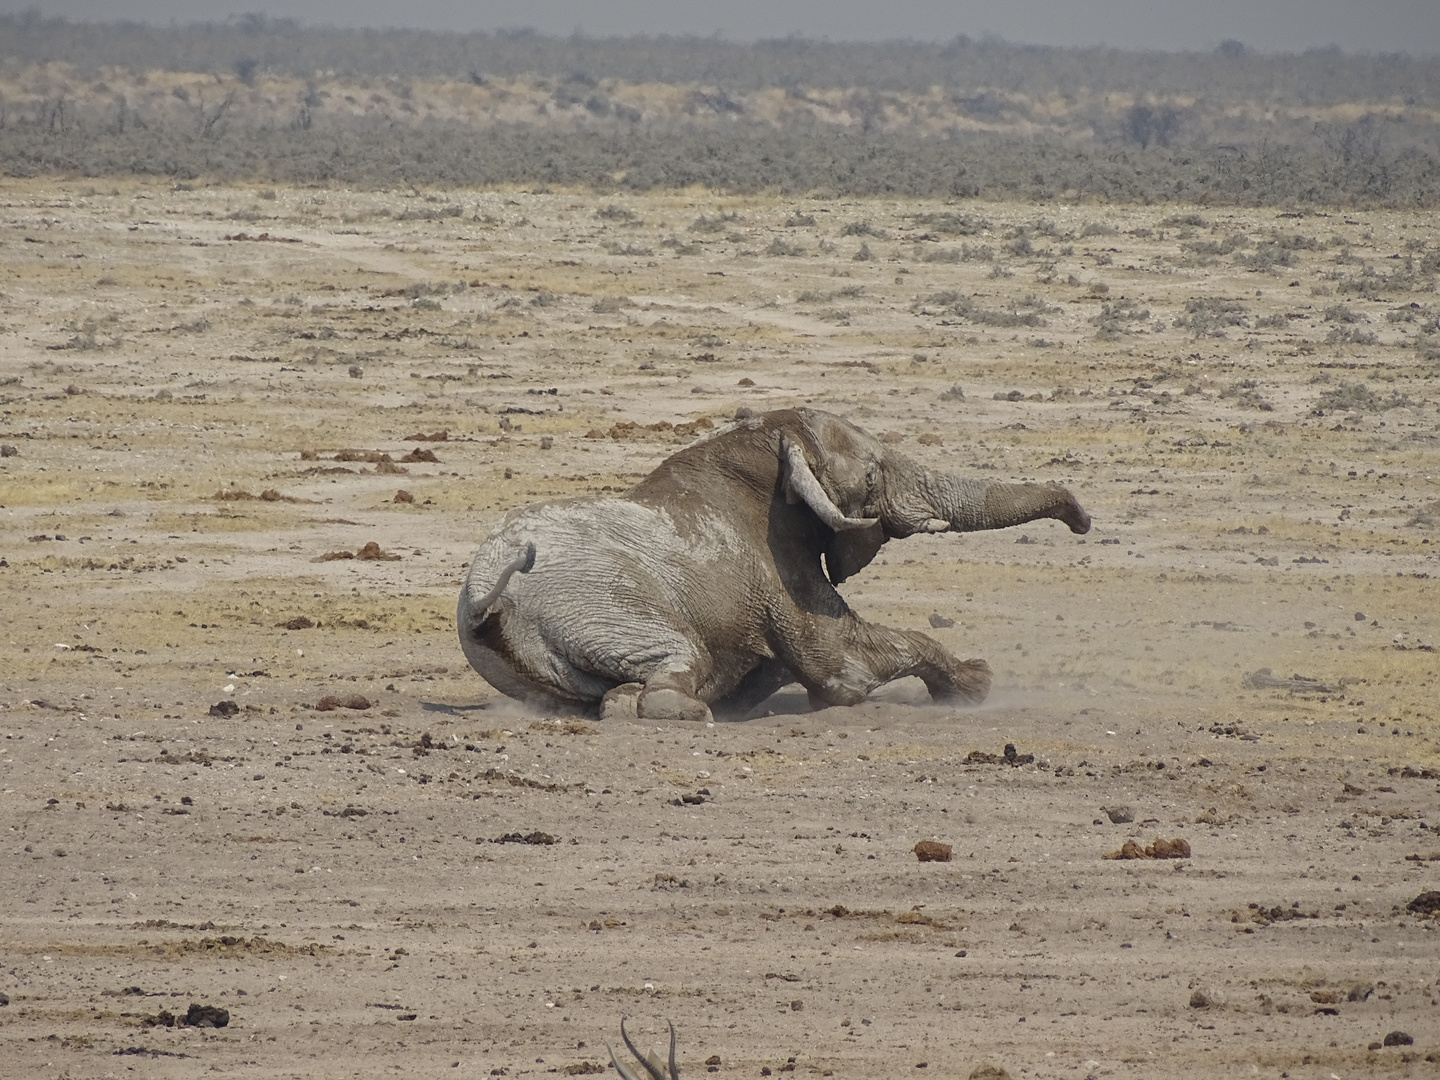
[1,181,1439,1079]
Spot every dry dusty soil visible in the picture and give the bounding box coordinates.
[2,181,1439,1080]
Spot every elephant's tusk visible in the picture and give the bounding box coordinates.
[781,437,879,532]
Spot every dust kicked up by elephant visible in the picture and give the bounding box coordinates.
[457,408,1091,722]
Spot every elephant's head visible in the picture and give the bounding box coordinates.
[778,409,1091,584]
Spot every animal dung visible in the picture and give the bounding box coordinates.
[315,694,372,712]
[493,831,558,845]
[316,541,400,562]
[141,1002,230,1028]
[393,489,414,503]
[1104,837,1192,860]
[276,616,315,629]
[1406,890,1440,915]
[404,430,448,441]
[913,840,952,862]
[399,448,439,463]
[965,743,1034,767]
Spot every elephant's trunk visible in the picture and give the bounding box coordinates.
[910,470,1091,535]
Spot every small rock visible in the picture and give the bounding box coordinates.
[394,489,414,503]
[0,991,9,1006]
[208,700,240,718]
[1188,989,1214,1008]
[1102,805,1134,824]
[968,1065,1012,1080]
[928,613,955,628]
[539,436,554,450]
[277,615,314,629]
[1383,1031,1414,1046]
[0,445,17,457]
[914,840,952,863]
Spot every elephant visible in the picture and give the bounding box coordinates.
[457,407,1091,722]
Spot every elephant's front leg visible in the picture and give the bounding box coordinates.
[786,617,991,709]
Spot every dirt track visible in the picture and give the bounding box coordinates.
[1,181,1438,1078]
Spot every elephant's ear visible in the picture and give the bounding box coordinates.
[780,436,878,532]
[824,522,886,585]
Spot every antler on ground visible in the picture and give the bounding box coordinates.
[606,1017,678,1080]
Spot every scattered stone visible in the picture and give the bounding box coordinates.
[1383,1031,1414,1046]
[966,743,1034,767]
[208,700,240,718]
[1406,890,1440,915]
[914,840,952,863]
[405,430,448,441]
[394,489,414,503]
[399,448,439,463]
[276,616,314,629]
[494,831,558,845]
[1105,837,1191,860]
[315,695,371,712]
[1102,805,1134,824]
[928,613,955,628]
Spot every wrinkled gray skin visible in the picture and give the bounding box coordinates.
[458,408,1091,723]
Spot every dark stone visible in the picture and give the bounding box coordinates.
[1383,1031,1414,1047]
[208,700,240,718]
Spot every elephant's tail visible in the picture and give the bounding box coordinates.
[462,541,536,626]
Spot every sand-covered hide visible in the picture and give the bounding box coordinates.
[1,181,1438,1078]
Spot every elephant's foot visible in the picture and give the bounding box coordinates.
[599,682,643,721]
[638,686,713,724]
[927,657,992,706]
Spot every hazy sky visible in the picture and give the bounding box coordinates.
[5,1,1439,55]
